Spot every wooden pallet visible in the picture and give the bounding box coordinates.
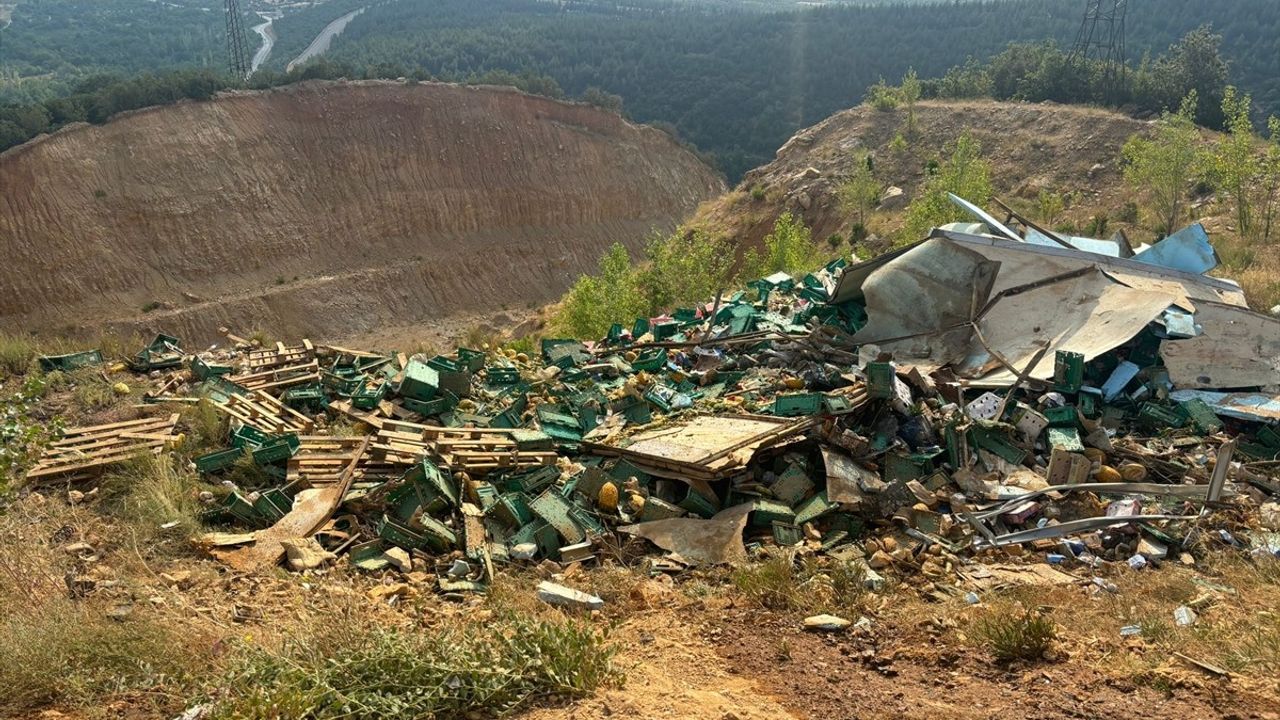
[247,340,315,371]
[227,359,321,394]
[25,414,181,484]
[286,436,404,486]
[211,389,314,434]
[374,423,557,475]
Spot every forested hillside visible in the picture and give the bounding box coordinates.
[3,0,1279,178]
[318,0,1280,177]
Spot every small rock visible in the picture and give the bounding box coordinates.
[160,570,193,589]
[368,583,413,602]
[63,541,94,555]
[384,546,412,573]
[879,185,907,210]
[511,542,538,560]
[112,382,131,396]
[868,550,893,569]
[801,166,821,179]
[1087,162,1107,178]
[536,581,604,611]
[804,614,851,631]
[880,536,899,553]
[67,490,85,505]
[796,191,812,210]
[281,538,336,571]
[448,559,471,577]
[107,603,134,621]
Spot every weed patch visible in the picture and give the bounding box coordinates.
[971,608,1057,661]
[212,612,621,719]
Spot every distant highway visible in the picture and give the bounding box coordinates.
[286,7,365,74]
[250,12,278,73]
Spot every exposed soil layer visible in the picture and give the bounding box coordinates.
[691,99,1152,254]
[0,80,724,343]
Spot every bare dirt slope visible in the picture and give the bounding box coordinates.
[692,99,1150,251]
[0,80,724,343]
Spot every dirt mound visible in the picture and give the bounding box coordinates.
[691,99,1150,251]
[0,80,724,343]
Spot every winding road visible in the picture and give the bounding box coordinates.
[250,12,278,73]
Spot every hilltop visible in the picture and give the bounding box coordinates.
[690,99,1277,309]
[0,79,725,345]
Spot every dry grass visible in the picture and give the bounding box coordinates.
[931,551,1280,684]
[730,554,873,615]
[0,498,214,717]
[98,453,208,551]
[0,332,38,377]
[1215,232,1280,310]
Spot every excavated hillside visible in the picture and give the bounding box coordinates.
[693,99,1153,250]
[0,80,724,343]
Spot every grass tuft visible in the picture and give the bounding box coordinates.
[0,333,37,377]
[972,608,1057,661]
[100,453,206,545]
[732,556,805,611]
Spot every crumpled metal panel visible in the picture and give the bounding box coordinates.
[1132,223,1220,274]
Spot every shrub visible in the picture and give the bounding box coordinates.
[865,78,900,111]
[972,609,1057,661]
[900,133,993,243]
[738,212,826,282]
[212,612,620,718]
[100,453,205,543]
[731,556,803,611]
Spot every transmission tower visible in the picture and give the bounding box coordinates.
[224,0,250,80]
[1069,0,1129,101]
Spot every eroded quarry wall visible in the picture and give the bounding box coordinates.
[0,80,724,342]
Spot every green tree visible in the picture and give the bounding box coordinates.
[739,213,825,281]
[639,230,733,316]
[1212,86,1257,236]
[1121,92,1206,236]
[1256,116,1280,244]
[901,68,921,137]
[554,243,645,339]
[1036,189,1066,228]
[900,132,993,242]
[837,154,881,229]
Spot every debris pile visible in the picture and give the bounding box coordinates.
[27,197,1280,596]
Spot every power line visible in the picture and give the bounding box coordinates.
[1069,0,1129,102]
[224,0,250,80]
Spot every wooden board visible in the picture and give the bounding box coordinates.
[26,414,181,483]
[219,436,369,572]
[211,389,314,434]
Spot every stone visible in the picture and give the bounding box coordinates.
[879,185,907,210]
[368,583,413,602]
[107,603,134,621]
[868,549,893,569]
[63,541,94,555]
[112,382,131,396]
[804,614,851,631]
[448,559,471,577]
[511,542,538,560]
[67,490,85,505]
[536,581,604,611]
[796,191,812,210]
[384,546,413,573]
[281,538,336,571]
[160,570,193,588]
